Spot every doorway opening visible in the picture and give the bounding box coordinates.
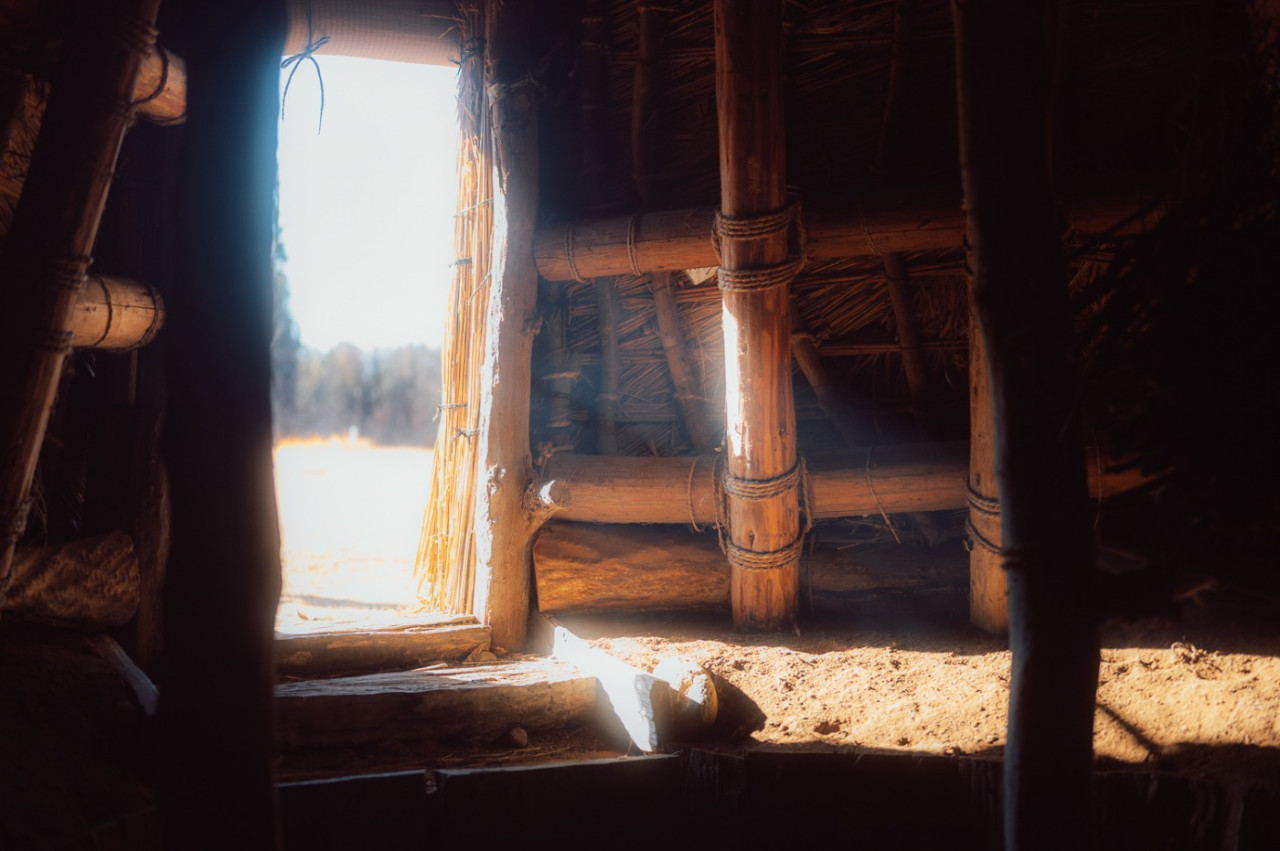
[271,54,459,634]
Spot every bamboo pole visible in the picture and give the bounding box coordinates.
[715,0,799,630]
[534,197,1157,282]
[883,252,946,545]
[70,273,164,350]
[790,305,860,447]
[0,0,160,603]
[471,0,540,651]
[651,272,715,451]
[953,1,1100,847]
[631,4,713,452]
[594,277,622,454]
[540,443,1148,526]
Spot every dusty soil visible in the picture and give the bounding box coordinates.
[565,594,1280,784]
[274,442,1280,784]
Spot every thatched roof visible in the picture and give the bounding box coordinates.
[525,0,1243,461]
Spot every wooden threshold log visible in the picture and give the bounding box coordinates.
[71,273,165,350]
[534,196,1155,282]
[275,621,492,679]
[534,523,966,615]
[4,530,139,626]
[274,658,599,751]
[540,442,1149,526]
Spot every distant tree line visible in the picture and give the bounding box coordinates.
[271,253,443,447]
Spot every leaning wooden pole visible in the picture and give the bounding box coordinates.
[714,0,800,630]
[953,1,1100,848]
[0,0,161,603]
[159,1,286,846]
[472,0,539,651]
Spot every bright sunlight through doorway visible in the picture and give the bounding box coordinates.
[272,55,458,634]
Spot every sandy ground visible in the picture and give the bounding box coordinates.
[274,438,430,633]
[273,442,1280,782]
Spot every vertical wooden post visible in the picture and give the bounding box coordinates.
[714,0,800,630]
[473,0,539,651]
[0,0,161,599]
[953,0,1100,848]
[968,307,1007,631]
[160,2,286,847]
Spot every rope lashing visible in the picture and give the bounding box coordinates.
[965,478,1002,554]
[725,536,805,572]
[713,200,808,293]
[564,222,587,283]
[281,2,331,134]
[722,462,801,501]
[626,213,643,277]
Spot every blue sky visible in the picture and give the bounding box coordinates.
[277,55,459,351]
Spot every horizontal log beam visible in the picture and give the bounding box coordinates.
[540,442,1150,526]
[275,658,598,751]
[534,523,966,614]
[72,274,165,350]
[534,197,1155,282]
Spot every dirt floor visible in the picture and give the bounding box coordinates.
[274,441,1280,785]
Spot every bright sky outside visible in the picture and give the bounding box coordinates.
[277,55,459,352]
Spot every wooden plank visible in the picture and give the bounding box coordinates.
[528,611,675,752]
[275,658,598,751]
[275,622,491,678]
[533,197,1157,282]
[534,523,965,615]
[432,755,682,843]
[471,0,539,651]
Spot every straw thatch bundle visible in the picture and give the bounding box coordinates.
[414,1,489,613]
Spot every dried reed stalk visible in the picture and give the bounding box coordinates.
[414,4,490,613]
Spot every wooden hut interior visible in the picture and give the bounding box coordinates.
[2,0,1279,847]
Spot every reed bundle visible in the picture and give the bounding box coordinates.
[414,3,490,613]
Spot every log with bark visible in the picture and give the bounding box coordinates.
[71,274,164,350]
[534,197,1156,282]
[538,443,1148,526]
[533,522,966,615]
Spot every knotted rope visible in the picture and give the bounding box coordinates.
[712,201,808,293]
[281,2,331,134]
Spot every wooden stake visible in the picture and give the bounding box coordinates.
[953,1,1100,846]
[0,0,160,604]
[472,0,539,651]
[650,272,715,451]
[715,0,799,630]
[594,277,622,454]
